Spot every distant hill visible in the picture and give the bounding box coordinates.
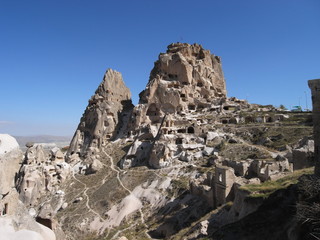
[14,135,72,149]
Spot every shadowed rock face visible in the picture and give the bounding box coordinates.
[66,69,133,162]
[308,79,320,176]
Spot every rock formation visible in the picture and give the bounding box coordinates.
[67,69,133,168]
[16,144,70,207]
[308,79,320,176]
[21,43,314,240]
[0,135,56,240]
[121,43,229,169]
[14,143,69,239]
[0,134,21,195]
[131,43,226,128]
[0,133,19,155]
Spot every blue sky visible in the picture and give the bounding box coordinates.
[0,0,319,136]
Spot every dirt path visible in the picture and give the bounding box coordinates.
[110,223,138,240]
[102,147,152,239]
[103,148,131,193]
[72,171,105,222]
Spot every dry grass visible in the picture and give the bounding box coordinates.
[240,167,314,198]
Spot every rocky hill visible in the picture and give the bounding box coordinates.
[66,69,133,173]
[1,43,316,240]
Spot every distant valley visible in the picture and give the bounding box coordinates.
[14,135,71,150]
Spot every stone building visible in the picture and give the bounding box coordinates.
[214,165,236,208]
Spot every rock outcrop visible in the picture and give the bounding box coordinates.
[292,137,314,171]
[0,134,20,156]
[121,43,228,169]
[14,143,69,239]
[67,69,133,167]
[0,135,56,240]
[16,144,70,207]
[308,79,320,176]
[0,134,22,195]
[131,43,226,128]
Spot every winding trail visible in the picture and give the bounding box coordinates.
[103,148,131,193]
[102,147,151,239]
[110,223,138,240]
[69,144,153,239]
[72,171,105,222]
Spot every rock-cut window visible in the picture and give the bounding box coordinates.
[218,173,223,182]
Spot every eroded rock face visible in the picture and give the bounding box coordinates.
[15,144,68,239]
[25,144,47,165]
[121,43,228,168]
[292,137,314,171]
[17,145,70,207]
[0,190,56,240]
[0,147,22,195]
[308,79,320,175]
[67,69,133,164]
[131,43,226,128]
[0,135,56,240]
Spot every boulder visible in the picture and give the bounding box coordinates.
[86,158,103,174]
[292,137,314,170]
[194,151,203,159]
[206,132,223,146]
[203,147,214,156]
[26,142,34,148]
[179,151,193,162]
[0,134,19,155]
[293,148,314,170]
[228,138,238,144]
[207,132,219,141]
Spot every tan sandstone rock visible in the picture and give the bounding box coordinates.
[67,69,133,167]
[131,43,226,128]
[0,135,57,240]
[121,43,227,169]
